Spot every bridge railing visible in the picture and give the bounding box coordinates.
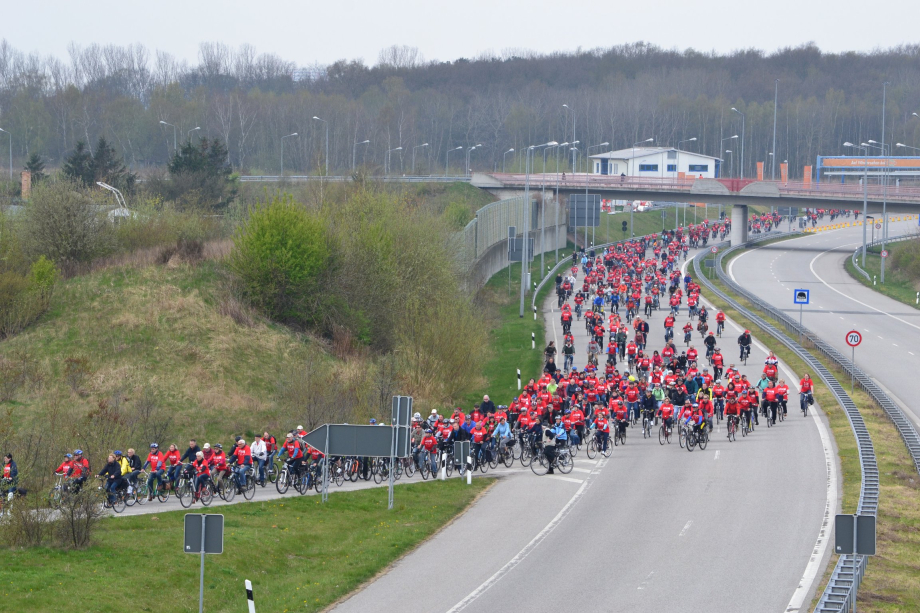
[239,175,470,183]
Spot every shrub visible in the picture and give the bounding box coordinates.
[64,356,92,394]
[54,487,105,549]
[228,195,331,324]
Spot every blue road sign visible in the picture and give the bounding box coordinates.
[793,289,810,305]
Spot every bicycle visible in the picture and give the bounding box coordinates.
[740,344,751,365]
[716,321,724,337]
[496,440,515,468]
[177,468,214,508]
[49,473,70,508]
[658,423,672,445]
[97,477,131,514]
[530,444,574,475]
[642,411,655,439]
[801,392,812,417]
[613,421,627,446]
[726,415,738,442]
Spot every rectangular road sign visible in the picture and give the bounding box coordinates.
[508,237,535,262]
[834,514,877,555]
[184,514,224,554]
[392,396,412,428]
[569,194,601,227]
[453,441,470,466]
[302,424,410,458]
[793,289,810,305]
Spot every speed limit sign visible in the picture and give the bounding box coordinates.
[875,223,882,229]
[845,330,862,347]
[880,250,889,258]
[710,246,718,254]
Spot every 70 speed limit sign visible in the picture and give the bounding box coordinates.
[846,330,862,347]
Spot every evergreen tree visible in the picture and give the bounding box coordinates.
[24,152,46,184]
[162,137,235,209]
[62,141,93,187]
[91,137,136,192]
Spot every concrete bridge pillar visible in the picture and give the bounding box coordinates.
[730,205,748,247]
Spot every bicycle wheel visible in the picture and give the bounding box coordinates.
[556,451,574,474]
[519,446,532,467]
[586,439,598,459]
[157,482,170,503]
[698,430,709,451]
[479,454,489,473]
[124,486,138,507]
[727,421,735,442]
[404,460,415,478]
[419,461,430,480]
[219,478,236,502]
[276,468,290,494]
[601,440,613,458]
[643,419,649,439]
[502,448,515,468]
[334,469,345,487]
[243,476,256,500]
[373,463,385,484]
[178,482,193,508]
[678,427,686,448]
[200,484,213,506]
[686,433,696,452]
[112,493,126,514]
[658,427,667,445]
[530,451,549,476]
[445,456,454,477]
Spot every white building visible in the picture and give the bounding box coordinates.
[589,147,722,179]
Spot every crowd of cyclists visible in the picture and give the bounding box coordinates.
[3,216,825,511]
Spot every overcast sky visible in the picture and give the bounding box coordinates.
[6,0,918,67]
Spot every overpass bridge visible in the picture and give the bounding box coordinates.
[472,172,920,244]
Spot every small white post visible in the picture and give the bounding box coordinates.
[245,580,256,613]
[517,369,521,390]
[439,453,446,481]
[532,332,535,349]
[873,275,877,286]
[466,457,472,485]
[533,305,537,320]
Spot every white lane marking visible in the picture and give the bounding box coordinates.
[684,249,839,612]
[679,520,693,537]
[547,475,584,484]
[638,571,655,590]
[893,344,898,347]
[571,467,592,473]
[445,458,607,612]
[808,246,920,333]
[910,352,915,356]
[714,450,721,460]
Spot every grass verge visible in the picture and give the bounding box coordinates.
[0,478,493,613]
[703,246,920,611]
[844,242,920,311]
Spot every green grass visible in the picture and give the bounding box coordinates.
[0,479,492,613]
[845,243,920,311]
[0,259,317,444]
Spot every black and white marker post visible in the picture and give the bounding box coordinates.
[244,580,256,613]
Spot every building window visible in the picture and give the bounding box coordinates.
[595,162,600,173]
[667,164,677,172]
[613,163,619,174]
[667,151,677,159]
[688,164,709,172]
[639,164,659,172]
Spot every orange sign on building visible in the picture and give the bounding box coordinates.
[756,162,764,181]
[780,163,788,184]
[803,165,812,186]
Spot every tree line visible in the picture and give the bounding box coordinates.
[1,39,919,181]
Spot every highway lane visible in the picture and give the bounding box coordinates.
[333,247,834,613]
[729,218,920,431]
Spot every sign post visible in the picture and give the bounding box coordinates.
[835,512,876,613]
[184,514,224,613]
[709,246,718,279]
[845,330,862,394]
[794,289,810,344]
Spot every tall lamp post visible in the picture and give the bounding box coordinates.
[541,143,560,273]
[187,126,201,142]
[520,142,556,317]
[772,80,779,180]
[465,144,482,177]
[0,128,10,180]
[312,116,328,176]
[563,104,575,173]
[159,120,177,153]
[412,143,429,175]
[385,146,402,176]
[280,132,298,176]
[352,139,370,171]
[446,146,463,176]
[731,108,745,179]
[844,142,869,266]
[586,142,609,245]
[502,148,514,173]
[554,142,568,264]
[676,137,697,178]
[866,139,890,282]
[720,135,738,176]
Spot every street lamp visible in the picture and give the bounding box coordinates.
[503,148,515,173]
[677,137,697,178]
[520,141,557,318]
[563,104,575,172]
[731,108,745,178]
[0,128,10,180]
[187,126,201,142]
[159,120,177,153]
[412,143,429,175]
[844,142,869,266]
[772,79,779,180]
[720,135,738,177]
[352,139,370,171]
[541,142,560,272]
[281,132,298,176]
[312,116,328,176]
[446,146,463,176]
[465,144,482,177]
[725,150,734,178]
[385,146,402,176]
[866,139,892,281]
[896,143,920,153]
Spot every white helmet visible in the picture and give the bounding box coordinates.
[413,412,421,420]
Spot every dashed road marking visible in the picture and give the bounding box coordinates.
[679,520,693,536]
[714,450,721,460]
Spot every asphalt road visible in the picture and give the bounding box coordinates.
[729,217,920,431]
[332,246,835,613]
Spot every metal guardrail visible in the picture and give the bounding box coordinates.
[239,175,470,183]
[692,234,880,613]
[850,232,918,282]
